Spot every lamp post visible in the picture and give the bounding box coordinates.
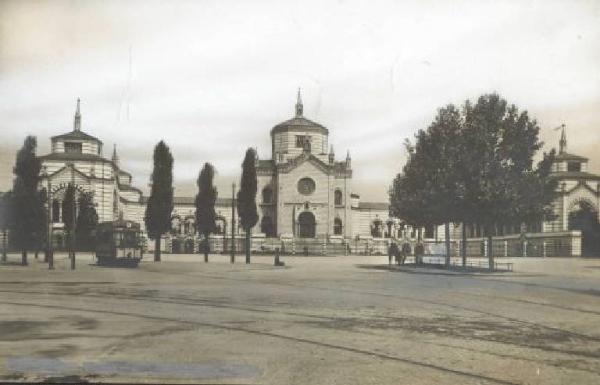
[231,182,235,264]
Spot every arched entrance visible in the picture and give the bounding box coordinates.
[298,211,316,238]
[171,238,182,254]
[568,199,600,256]
[184,239,195,254]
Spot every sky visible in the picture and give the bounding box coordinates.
[0,0,599,201]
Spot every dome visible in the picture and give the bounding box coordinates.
[271,89,328,136]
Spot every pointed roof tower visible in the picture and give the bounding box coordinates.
[112,144,120,167]
[559,124,567,154]
[295,88,303,117]
[73,98,81,131]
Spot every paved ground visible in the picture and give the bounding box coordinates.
[1,253,600,384]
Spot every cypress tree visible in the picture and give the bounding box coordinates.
[11,136,42,266]
[76,191,99,251]
[237,148,258,264]
[195,163,217,263]
[144,140,174,262]
[0,192,13,262]
[34,187,48,259]
[62,183,76,259]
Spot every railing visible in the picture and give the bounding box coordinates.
[158,230,581,257]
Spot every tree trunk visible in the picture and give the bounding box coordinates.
[416,228,422,265]
[154,237,161,262]
[204,236,209,263]
[444,222,451,268]
[487,228,494,271]
[2,230,6,262]
[245,229,251,264]
[21,249,27,266]
[461,222,467,267]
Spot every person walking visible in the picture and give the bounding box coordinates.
[388,241,400,266]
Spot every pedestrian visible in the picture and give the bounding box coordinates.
[415,242,424,265]
[401,242,411,265]
[390,242,400,266]
[392,242,401,265]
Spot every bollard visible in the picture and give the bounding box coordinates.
[274,248,280,266]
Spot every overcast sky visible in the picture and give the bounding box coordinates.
[1,0,599,201]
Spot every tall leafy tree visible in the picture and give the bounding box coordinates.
[237,148,258,264]
[145,140,174,262]
[76,191,99,251]
[461,93,555,270]
[10,136,43,266]
[195,162,217,263]
[390,136,434,264]
[391,94,557,270]
[419,105,464,266]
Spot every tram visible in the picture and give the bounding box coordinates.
[95,219,144,267]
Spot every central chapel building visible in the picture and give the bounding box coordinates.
[35,93,395,252]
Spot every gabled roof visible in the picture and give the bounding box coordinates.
[276,152,351,177]
[565,181,599,196]
[51,130,102,144]
[44,164,91,184]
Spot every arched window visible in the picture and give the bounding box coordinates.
[371,219,383,238]
[262,186,273,204]
[334,218,343,235]
[334,189,343,206]
[52,200,60,223]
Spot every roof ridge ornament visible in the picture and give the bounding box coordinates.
[295,88,303,117]
[74,97,81,131]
